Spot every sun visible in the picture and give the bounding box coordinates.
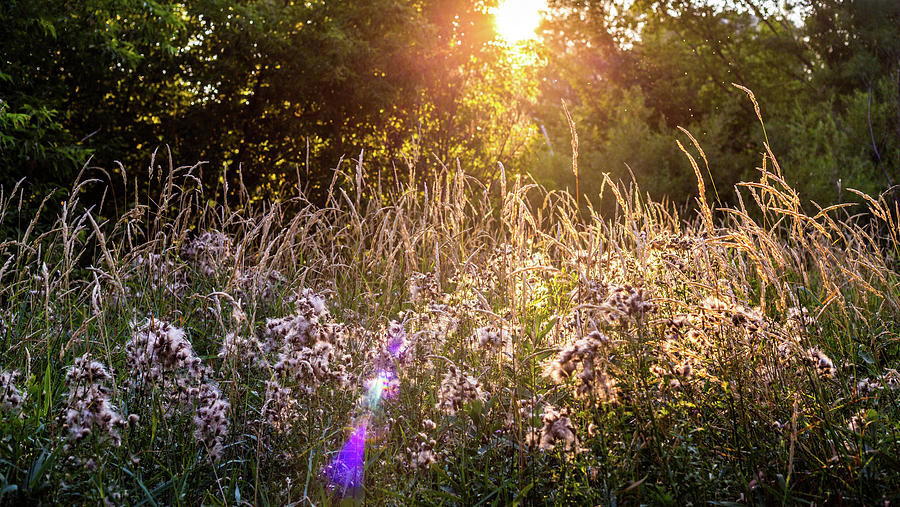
[493,0,546,44]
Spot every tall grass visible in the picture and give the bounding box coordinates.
[1,111,899,505]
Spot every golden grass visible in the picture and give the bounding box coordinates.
[0,112,899,504]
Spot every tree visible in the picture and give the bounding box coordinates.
[1,0,541,206]
[530,0,899,208]
[0,0,186,196]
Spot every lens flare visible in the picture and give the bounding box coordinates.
[324,370,397,495]
[365,370,393,409]
[324,417,368,493]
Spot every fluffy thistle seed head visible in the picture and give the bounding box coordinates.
[261,380,297,433]
[473,326,510,351]
[856,377,881,395]
[192,382,230,461]
[406,433,438,471]
[126,319,203,384]
[0,370,25,414]
[409,271,440,305]
[435,366,485,416]
[182,231,233,277]
[545,334,616,403]
[786,306,815,333]
[526,405,580,453]
[218,332,264,367]
[806,347,837,378]
[64,355,126,445]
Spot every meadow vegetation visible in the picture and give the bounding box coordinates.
[2,95,900,505]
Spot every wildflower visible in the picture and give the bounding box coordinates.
[264,289,344,351]
[664,361,695,389]
[435,366,485,416]
[806,347,837,377]
[264,290,351,391]
[374,320,412,371]
[730,305,765,333]
[424,303,460,338]
[125,319,203,384]
[64,355,126,445]
[580,283,656,326]
[192,382,230,461]
[357,371,400,410]
[406,433,438,471]
[182,231,233,277]
[544,334,616,403]
[775,332,802,359]
[236,267,286,301]
[884,369,900,389]
[648,233,699,252]
[261,380,297,433]
[124,316,228,450]
[218,332,264,367]
[526,405,579,453]
[673,362,693,378]
[699,296,730,313]
[273,339,349,393]
[846,410,867,433]
[473,326,509,351]
[856,377,881,395]
[613,284,656,318]
[667,314,691,328]
[685,328,712,349]
[786,306,815,334]
[291,288,330,317]
[409,271,440,304]
[0,370,25,414]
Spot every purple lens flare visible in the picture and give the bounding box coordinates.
[325,323,409,497]
[324,417,369,493]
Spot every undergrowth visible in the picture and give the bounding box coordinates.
[2,102,900,505]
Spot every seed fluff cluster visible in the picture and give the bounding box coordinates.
[0,369,25,414]
[435,365,485,416]
[63,354,127,445]
[545,333,617,403]
[526,405,580,453]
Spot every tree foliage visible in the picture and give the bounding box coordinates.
[1,0,539,203]
[533,0,899,208]
[1,0,898,211]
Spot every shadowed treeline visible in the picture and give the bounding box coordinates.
[2,0,898,215]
